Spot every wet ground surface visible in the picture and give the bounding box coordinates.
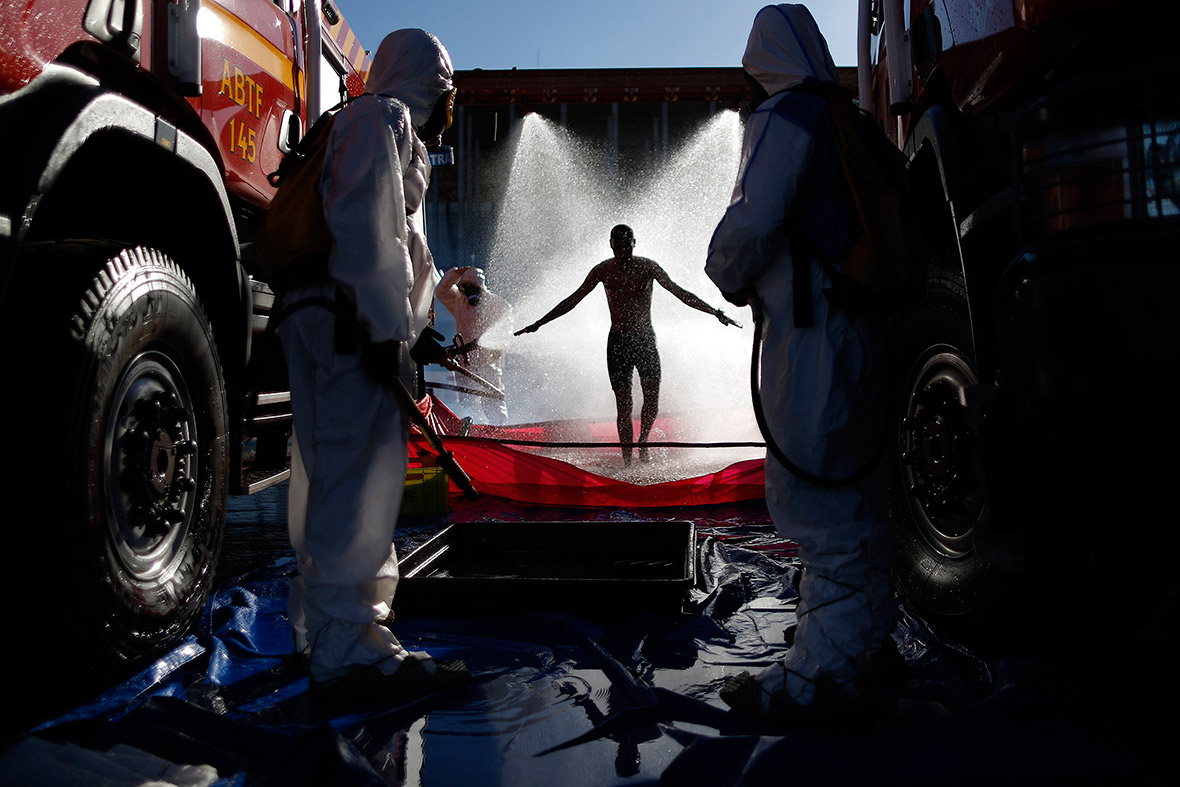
[5,484,1177,785]
[206,487,1180,784]
[213,486,1178,785]
[216,485,293,588]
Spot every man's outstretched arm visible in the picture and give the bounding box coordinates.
[514,268,601,335]
[654,266,742,328]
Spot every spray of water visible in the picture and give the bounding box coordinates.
[470,110,763,479]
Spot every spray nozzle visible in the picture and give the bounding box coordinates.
[460,281,481,306]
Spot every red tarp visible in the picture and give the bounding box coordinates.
[410,396,765,508]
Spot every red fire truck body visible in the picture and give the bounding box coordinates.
[860,0,1179,643]
[0,0,368,677]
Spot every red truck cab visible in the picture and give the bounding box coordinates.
[858,0,1179,647]
[0,0,368,698]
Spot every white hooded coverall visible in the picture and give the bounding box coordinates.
[278,29,452,681]
[435,266,514,424]
[705,4,896,704]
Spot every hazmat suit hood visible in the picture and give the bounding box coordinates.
[366,29,454,133]
[742,4,839,95]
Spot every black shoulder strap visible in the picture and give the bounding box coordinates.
[780,80,856,329]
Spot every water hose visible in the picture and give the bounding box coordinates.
[426,380,504,399]
[427,437,765,450]
[748,299,886,487]
[432,358,506,400]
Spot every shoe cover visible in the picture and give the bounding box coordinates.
[310,654,471,703]
[720,664,865,727]
[304,618,431,682]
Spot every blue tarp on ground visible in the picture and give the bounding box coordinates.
[0,500,1163,786]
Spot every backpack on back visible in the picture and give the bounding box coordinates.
[789,81,926,321]
[254,108,340,288]
[749,82,922,485]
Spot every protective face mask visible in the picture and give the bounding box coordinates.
[419,88,456,146]
[744,71,770,111]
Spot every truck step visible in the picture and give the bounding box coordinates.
[236,467,290,496]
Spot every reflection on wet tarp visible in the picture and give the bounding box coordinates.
[0,497,1161,786]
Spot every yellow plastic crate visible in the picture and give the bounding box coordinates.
[401,467,450,515]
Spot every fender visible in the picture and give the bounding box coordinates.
[0,64,237,257]
[903,102,964,241]
[0,63,251,427]
[0,64,246,350]
[902,101,1003,371]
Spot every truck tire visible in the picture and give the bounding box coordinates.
[6,243,228,672]
[889,271,1007,640]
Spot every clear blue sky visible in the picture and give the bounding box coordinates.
[332,1,862,71]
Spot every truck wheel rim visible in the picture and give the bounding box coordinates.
[103,351,198,582]
[900,348,985,558]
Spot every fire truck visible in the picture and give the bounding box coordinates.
[0,0,368,675]
[860,0,1179,645]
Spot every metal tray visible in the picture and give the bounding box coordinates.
[395,520,696,616]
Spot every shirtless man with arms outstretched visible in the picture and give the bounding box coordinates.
[515,224,739,465]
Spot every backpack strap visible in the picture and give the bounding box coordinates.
[777,80,859,328]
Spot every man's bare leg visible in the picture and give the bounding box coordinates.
[638,375,659,463]
[614,386,634,465]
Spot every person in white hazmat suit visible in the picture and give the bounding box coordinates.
[435,266,514,424]
[278,28,469,699]
[705,4,897,724]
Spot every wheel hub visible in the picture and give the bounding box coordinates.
[148,428,176,496]
[105,353,199,581]
[900,349,986,558]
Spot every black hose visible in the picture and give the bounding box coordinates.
[427,437,765,450]
[748,301,885,487]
